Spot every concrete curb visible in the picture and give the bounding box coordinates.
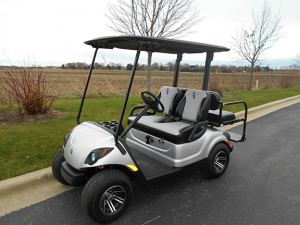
[0,167,52,197]
[0,167,72,217]
[1,94,300,216]
[235,94,300,118]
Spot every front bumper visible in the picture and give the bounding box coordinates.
[61,161,86,186]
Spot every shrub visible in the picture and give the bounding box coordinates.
[1,68,57,115]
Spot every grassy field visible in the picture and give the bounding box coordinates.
[1,68,299,100]
[47,68,300,97]
[0,68,300,180]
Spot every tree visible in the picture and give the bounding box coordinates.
[75,62,89,69]
[166,61,175,71]
[126,63,133,70]
[107,0,201,91]
[151,62,159,71]
[66,63,76,69]
[181,63,190,72]
[94,62,105,69]
[294,52,300,66]
[231,1,282,90]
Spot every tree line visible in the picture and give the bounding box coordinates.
[61,62,274,73]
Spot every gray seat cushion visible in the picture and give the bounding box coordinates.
[208,110,236,124]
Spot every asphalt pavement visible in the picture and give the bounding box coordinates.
[0,102,299,225]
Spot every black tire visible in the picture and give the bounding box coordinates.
[81,169,133,223]
[202,142,230,179]
[51,149,70,185]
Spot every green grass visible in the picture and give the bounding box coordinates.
[222,87,300,112]
[0,96,143,180]
[0,87,300,181]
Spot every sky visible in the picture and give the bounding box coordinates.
[0,0,300,68]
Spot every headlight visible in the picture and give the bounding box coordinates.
[84,148,114,165]
[90,152,97,162]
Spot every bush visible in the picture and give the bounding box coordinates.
[1,68,57,115]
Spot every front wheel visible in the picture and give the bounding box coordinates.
[202,142,230,179]
[81,169,133,223]
[51,149,70,185]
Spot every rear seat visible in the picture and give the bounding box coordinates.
[208,91,237,126]
[130,89,211,144]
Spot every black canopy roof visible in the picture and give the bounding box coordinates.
[84,36,229,54]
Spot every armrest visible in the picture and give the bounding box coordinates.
[187,121,208,142]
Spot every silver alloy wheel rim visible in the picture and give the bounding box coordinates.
[214,151,227,173]
[100,185,126,215]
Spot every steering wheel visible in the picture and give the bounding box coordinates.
[141,91,164,113]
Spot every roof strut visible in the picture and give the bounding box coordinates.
[115,43,142,144]
[77,48,98,124]
[173,53,182,87]
[202,52,214,90]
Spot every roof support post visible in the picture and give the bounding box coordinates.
[173,53,182,87]
[77,48,98,124]
[202,52,214,90]
[115,43,142,143]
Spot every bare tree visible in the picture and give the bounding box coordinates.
[232,1,282,90]
[107,0,201,91]
[294,52,300,66]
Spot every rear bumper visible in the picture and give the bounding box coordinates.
[61,161,86,186]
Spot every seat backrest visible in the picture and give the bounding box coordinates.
[158,86,182,115]
[209,91,221,110]
[176,89,211,122]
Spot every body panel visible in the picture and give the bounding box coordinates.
[64,122,136,170]
[126,127,228,167]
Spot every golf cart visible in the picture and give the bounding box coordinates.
[52,36,248,223]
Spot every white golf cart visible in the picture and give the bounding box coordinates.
[52,36,247,223]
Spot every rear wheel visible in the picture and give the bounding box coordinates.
[81,169,133,223]
[52,149,70,185]
[202,143,230,179]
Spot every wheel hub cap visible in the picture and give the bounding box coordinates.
[214,151,227,173]
[100,185,126,215]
